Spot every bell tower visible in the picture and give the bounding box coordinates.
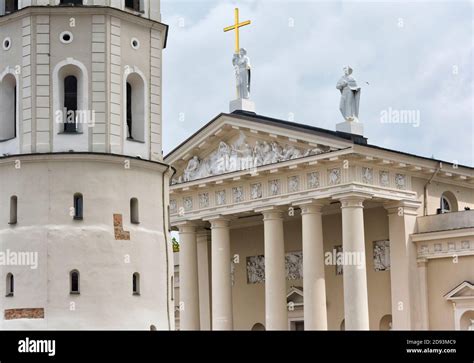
[0,0,174,330]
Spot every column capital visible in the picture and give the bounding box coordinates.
[204,215,232,229]
[384,200,421,216]
[333,192,372,209]
[176,221,200,234]
[294,199,326,215]
[256,206,285,220]
[417,258,428,267]
[196,228,211,239]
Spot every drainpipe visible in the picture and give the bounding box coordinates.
[162,163,176,330]
[423,162,442,216]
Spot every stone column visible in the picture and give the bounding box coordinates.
[417,258,430,330]
[336,193,370,330]
[209,217,233,330]
[300,202,328,330]
[261,208,288,330]
[385,201,420,330]
[177,223,200,330]
[197,230,211,330]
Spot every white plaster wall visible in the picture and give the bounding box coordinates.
[0,154,173,330]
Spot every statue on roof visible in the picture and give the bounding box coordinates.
[337,66,361,122]
[233,48,251,99]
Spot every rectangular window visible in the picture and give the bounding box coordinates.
[9,196,17,225]
[5,0,19,14]
[125,0,141,12]
[64,76,78,133]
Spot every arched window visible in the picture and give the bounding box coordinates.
[73,193,83,220]
[125,73,145,142]
[4,0,18,14]
[70,270,80,294]
[439,191,459,214]
[130,198,139,224]
[0,74,17,141]
[126,82,133,139]
[379,314,393,330]
[133,273,140,295]
[53,60,89,153]
[251,323,265,331]
[6,273,14,297]
[9,196,17,225]
[64,75,78,133]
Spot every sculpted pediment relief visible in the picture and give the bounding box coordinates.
[172,130,337,184]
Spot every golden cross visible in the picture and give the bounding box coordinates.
[223,8,251,54]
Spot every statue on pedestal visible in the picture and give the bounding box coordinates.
[233,48,251,99]
[336,66,361,121]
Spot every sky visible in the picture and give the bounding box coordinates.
[160,0,473,167]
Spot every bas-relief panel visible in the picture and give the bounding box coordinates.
[246,252,303,284]
[373,240,391,271]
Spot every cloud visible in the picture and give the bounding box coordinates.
[161,0,473,166]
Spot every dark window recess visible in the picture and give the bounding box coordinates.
[70,271,80,294]
[126,82,133,139]
[133,273,140,295]
[9,196,17,225]
[130,198,139,224]
[59,0,83,5]
[5,0,19,14]
[13,86,16,137]
[125,0,141,12]
[64,76,78,133]
[74,194,83,220]
[6,273,14,297]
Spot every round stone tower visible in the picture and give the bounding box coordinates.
[0,0,174,330]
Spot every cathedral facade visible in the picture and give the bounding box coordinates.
[167,111,474,331]
[0,0,174,330]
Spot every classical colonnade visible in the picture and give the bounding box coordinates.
[177,192,421,331]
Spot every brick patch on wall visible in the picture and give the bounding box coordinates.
[4,308,45,320]
[114,214,131,240]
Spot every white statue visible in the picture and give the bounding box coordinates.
[253,141,264,166]
[336,66,361,121]
[233,48,251,99]
[262,141,272,165]
[183,156,200,182]
[283,145,302,160]
[271,142,284,163]
[469,319,474,331]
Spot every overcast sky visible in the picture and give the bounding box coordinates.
[160,0,473,166]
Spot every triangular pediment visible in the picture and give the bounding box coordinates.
[287,286,304,305]
[166,112,356,184]
[444,281,474,300]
